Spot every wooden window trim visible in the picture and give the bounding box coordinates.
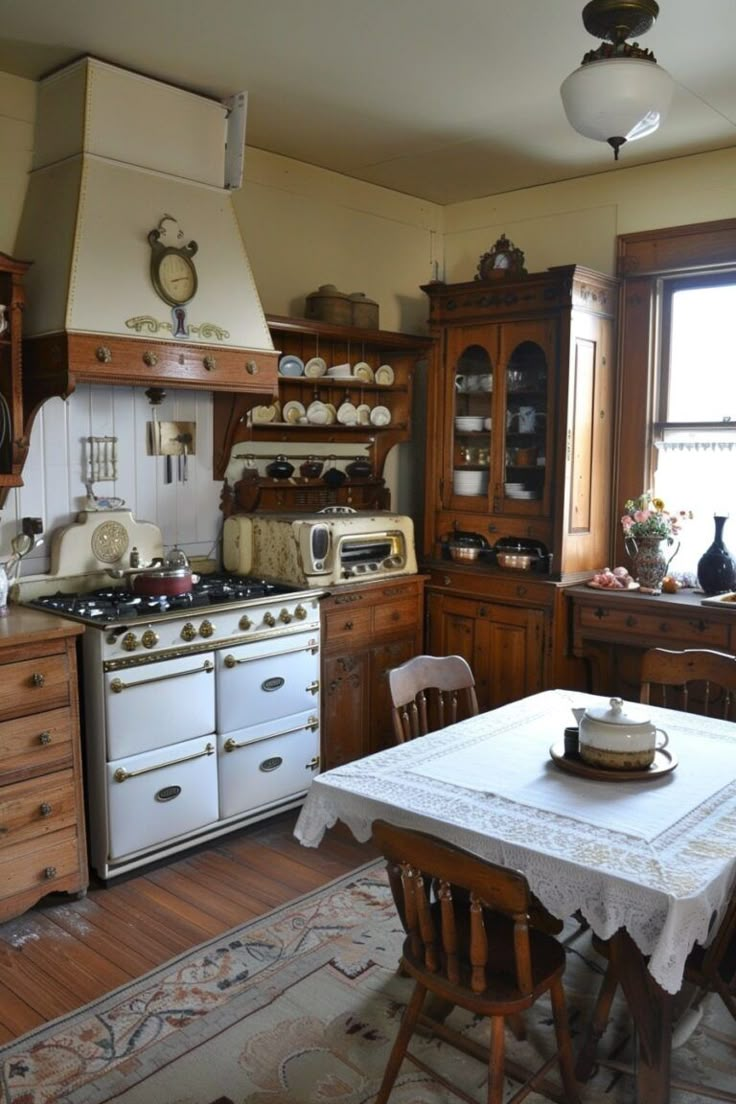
[614,219,736,564]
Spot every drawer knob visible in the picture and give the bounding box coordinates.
[390,611,400,621]
[44,866,57,880]
[343,620,354,630]
[203,354,217,371]
[31,672,46,687]
[625,616,636,627]
[39,730,52,745]
[40,802,52,817]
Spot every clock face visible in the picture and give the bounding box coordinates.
[493,252,511,269]
[155,250,197,306]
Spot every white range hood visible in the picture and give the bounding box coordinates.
[15,57,277,397]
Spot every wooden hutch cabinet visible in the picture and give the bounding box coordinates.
[215,314,432,768]
[422,266,619,711]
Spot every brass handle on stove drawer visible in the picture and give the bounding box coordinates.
[114,741,215,782]
[110,659,214,693]
[31,672,46,687]
[223,715,319,751]
[223,640,319,668]
[306,679,320,694]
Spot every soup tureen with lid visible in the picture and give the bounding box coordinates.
[577,697,669,770]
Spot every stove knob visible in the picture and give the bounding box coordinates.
[294,604,308,621]
[122,632,139,651]
[279,608,293,624]
[141,630,159,649]
[181,622,197,642]
[239,614,253,631]
[199,619,215,638]
[263,611,276,627]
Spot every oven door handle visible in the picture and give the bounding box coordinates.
[109,659,214,693]
[113,741,215,782]
[223,714,319,751]
[223,639,319,668]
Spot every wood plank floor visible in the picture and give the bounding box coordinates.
[0,811,377,1045]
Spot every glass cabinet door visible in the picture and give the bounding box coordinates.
[500,339,548,510]
[451,343,494,504]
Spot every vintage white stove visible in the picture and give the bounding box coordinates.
[16,510,322,880]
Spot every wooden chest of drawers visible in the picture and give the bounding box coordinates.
[321,576,426,769]
[0,608,88,921]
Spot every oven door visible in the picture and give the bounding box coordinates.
[105,655,216,759]
[218,708,320,819]
[215,630,320,735]
[106,735,219,861]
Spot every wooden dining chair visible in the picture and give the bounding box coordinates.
[640,647,736,720]
[388,654,479,743]
[372,819,581,1104]
[576,886,736,1093]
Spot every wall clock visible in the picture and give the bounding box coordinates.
[475,234,527,281]
[147,215,199,307]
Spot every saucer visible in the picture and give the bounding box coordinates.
[307,401,329,425]
[304,356,327,378]
[375,364,394,386]
[282,400,306,424]
[337,402,358,425]
[353,361,374,383]
[356,403,371,425]
[370,405,391,427]
[278,354,305,377]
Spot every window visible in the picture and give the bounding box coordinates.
[616,219,736,575]
[653,272,736,573]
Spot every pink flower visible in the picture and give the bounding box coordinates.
[621,515,633,532]
[634,510,650,524]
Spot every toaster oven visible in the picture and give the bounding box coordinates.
[222,512,418,588]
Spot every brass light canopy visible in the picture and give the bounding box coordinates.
[560,0,674,160]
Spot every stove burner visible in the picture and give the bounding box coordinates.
[27,574,298,624]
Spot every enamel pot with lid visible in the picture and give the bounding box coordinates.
[577,697,669,770]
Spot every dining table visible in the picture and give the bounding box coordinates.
[294,688,736,1104]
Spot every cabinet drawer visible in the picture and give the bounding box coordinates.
[323,605,373,646]
[0,653,72,720]
[0,707,74,784]
[0,769,79,846]
[577,604,731,649]
[0,826,82,905]
[373,599,419,634]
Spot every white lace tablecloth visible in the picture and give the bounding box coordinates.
[295,689,736,994]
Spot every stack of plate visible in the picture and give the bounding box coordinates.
[504,482,538,500]
[455,416,485,432]
[454,469,489,496]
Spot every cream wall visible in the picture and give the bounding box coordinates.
[1,65,734,574]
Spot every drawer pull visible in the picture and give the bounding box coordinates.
[516,585,527,597]
[306,679,320,694]
[39,731,52,745]
[343,620,354,630]
[223,639,319,668]
[44,866,57,880]
[224,715,319,751]
[390,611,401,621]
[110,659,213,692]
[306,755,320,771]
[114,742,215,782]
[39,803,52,817]
[31,672,46,688]
[625,616,636,627]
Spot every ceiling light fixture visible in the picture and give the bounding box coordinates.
[560,0,674,160]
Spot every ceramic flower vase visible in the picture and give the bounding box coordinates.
[625,535,679,594]
[697,515,736,595]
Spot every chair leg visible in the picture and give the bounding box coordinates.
[487,1014,506,1104]
[549,977,582,1104]
[575,964,619,1082]
[374,981,427,1104]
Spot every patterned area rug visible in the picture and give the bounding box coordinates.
[0,860,733,1103]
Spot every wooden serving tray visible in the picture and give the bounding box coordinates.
[549,742,677,782]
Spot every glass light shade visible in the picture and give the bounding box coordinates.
[561,56,673,145]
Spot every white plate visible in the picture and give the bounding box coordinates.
[282,400,306,424]
[250,403,279,425]
[370,405,391,427]
[307,400,329,425]
[352,361,374,383]
[356,403,372,425]
[278,354,305,377]
[304,356,327,378]
[337,402,358,425]
[324,402,337,424]
[455,416,485,431]
[375,364,394,386]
